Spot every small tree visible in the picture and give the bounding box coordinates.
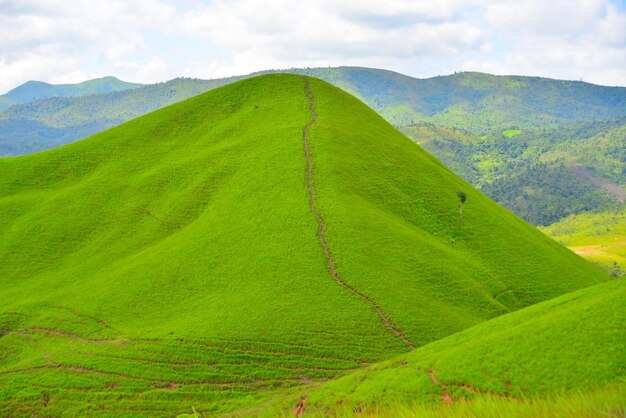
[457,191,466,226]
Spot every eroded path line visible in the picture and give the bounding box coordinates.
[427,367,511,404]
[428,368,453,404]
[301,77,415,350]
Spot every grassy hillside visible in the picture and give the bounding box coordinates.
[2,67,624,228]
[256,279,626,417]
[0,74,608,415]
[0,76,142,111]
[541,209,626,277]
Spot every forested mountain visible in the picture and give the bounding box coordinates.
[402,118,626,226]
[4,67,626,158]
[285,67,626,127]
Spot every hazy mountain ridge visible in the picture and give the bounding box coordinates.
[0,76,143,111]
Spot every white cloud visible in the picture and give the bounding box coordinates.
[113,57,170,80]
[0,0,625,92]
[464,0,626,85]
[0,0,177,90]
[172,0,491,78]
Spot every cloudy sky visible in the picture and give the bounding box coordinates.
[1,0,626,92]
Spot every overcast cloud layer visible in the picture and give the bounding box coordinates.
[1,0,626,92]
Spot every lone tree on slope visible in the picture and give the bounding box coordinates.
[457,191,467,226]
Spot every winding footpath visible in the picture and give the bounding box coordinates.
[301,78,415,350]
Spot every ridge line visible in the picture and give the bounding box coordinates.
[300,77,415,350]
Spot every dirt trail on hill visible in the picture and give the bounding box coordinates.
[428,368,453,404]
[294,395,307,417]
[427,367,511,404]
[301,77,415,350]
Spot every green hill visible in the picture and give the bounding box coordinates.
[0,76,143,111]
[0,74,608,416]
[2,67,624,228]
[4,67,626,157]
[256,279,626,417]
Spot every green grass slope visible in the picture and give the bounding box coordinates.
[258,279,626,417]
[0,75,608,416]
[3,67,624,229]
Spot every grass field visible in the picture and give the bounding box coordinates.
[541,208,626,277]
[273,384,626,417]
[255,279,626,417]
[0,75,609,415]
[502,129,523,137]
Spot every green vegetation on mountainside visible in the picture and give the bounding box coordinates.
[502,129,523,137]
[542,209,626,277]
[481,163,619,226]
[256,279,626,417]
[402,118,626,225]
[0,75,607,415]
[287,67,626,127]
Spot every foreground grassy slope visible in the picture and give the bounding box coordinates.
[259,386,626,418]
[0,75,607,415]
[258,279,626,417]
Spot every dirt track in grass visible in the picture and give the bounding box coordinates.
[301,77,415,350]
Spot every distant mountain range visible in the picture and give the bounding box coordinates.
[0,67,624,228]
[0,76,143,111]
[286,67,626,127]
